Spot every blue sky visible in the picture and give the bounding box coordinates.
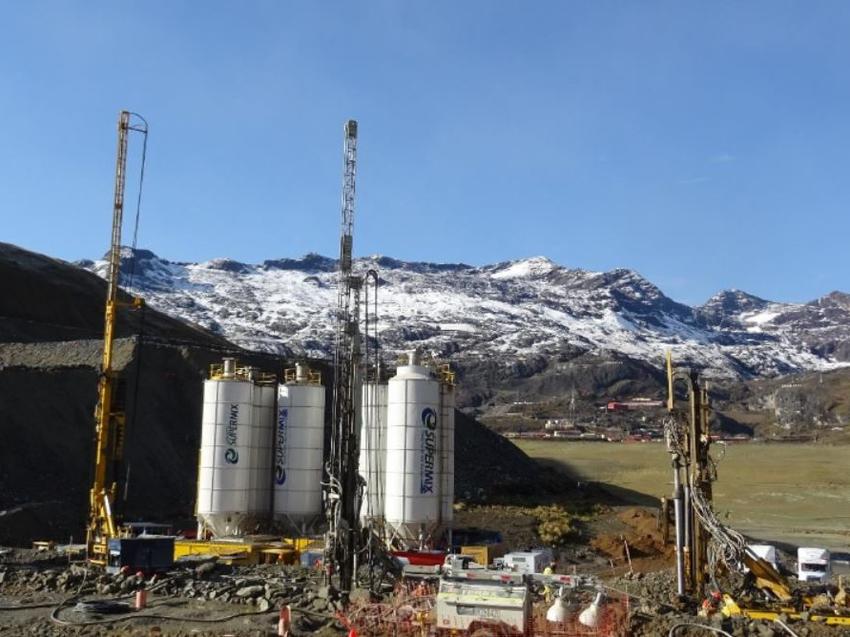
[1,2,848,305]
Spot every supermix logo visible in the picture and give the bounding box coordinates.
[274,407,289,485]
[224,403,239,464]
[419,407,438,494]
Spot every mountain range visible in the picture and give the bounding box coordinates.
[78,249,850,403]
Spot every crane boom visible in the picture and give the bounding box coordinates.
[86,110,147,564]
[325,120,363,596]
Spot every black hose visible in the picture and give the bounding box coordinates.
[49,594,335,627]
[0,601,62,611]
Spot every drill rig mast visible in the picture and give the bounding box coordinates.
[325,120,363,596]
[664,351,713,596]
[86,110,148,564]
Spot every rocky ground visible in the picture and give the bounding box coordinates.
[0,548,344,636]
[3,543,848,636]
[613,569,849,637]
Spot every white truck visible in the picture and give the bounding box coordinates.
[502,549,554,575]
[797,547,831,582]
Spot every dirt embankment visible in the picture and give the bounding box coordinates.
[0,242,235,347]
[0,339,290,545]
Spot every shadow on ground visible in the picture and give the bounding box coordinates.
[533,457,662,508]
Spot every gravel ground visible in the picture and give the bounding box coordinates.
[0,548,347,636]
[4,547,849,636]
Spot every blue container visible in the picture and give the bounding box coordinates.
[300,549,324,568]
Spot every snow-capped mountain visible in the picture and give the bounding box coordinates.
[79,249,850,381]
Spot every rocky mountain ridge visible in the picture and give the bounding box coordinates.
[78,249,849,396]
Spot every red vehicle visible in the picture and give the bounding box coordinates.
[392,550,447,566]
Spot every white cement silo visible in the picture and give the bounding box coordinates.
[384,351,441,545]
[197,358,263,537]
[273,364,325,533]
[359,382,388,523]
[250,376,277,520]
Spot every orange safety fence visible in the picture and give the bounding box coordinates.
[339,584,630,637]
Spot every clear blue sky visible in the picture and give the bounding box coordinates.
[1,2,848,305]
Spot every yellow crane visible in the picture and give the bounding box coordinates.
[86,110,148,565]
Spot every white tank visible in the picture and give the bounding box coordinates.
[250,378,277,519]
[273,364,325,532]
[197,358,264,537]
[359,383,388,523]
[439,380,456,526]
[384,352,441,544]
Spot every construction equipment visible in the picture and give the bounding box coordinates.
[324,119,364,597]
[663,352,850,626]
[435,567,532,634]
[343,557,620,636]
[664,350,713,597]
[664,352,791,601]
[86,110,148,565]
[433,561,623,636]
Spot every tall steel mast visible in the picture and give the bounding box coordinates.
[86,110,147,564]
[325,120,363,596]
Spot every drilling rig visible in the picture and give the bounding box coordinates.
[86,110,148,565]
[664,351,712,596]
[324,119,364,597]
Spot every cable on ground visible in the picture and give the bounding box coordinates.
[668,623,734,637]
[49,594,335,628]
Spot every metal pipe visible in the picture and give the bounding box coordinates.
[773,619,801,637]
[683,481,693,591]
[672,464,685,596]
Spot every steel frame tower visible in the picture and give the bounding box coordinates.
[325,120,363,596]
[87,110,147,564]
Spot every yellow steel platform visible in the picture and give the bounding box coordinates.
[174,536,322,566]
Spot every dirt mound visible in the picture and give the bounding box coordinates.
[0,242,232,346]
[0,341,283,545]
[591,507,673,570]
[455,410,568,500]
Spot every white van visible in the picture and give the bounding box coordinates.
[797,547,831,582]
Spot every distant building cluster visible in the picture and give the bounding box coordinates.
[502,395,754,444]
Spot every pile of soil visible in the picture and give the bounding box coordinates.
[0,242,233,346]
[454,410,570,501]
[591,507,674,573]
